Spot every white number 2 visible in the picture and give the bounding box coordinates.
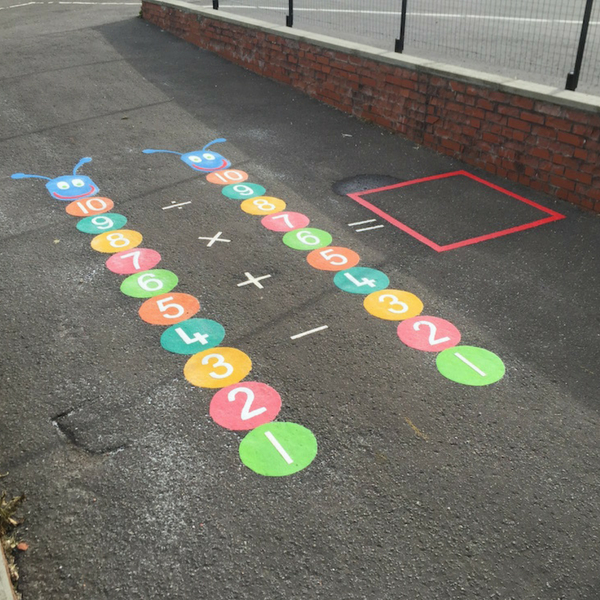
[228,387,267,420]
[413,321,451,346]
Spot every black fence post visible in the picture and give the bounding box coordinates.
[212,0,218,9]
[286,0,293,27]
[566,0,595,90]
[395,0,408,53]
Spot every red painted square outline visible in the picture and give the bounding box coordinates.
[347,171,566,252]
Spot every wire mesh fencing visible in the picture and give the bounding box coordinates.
[203,0,599,94]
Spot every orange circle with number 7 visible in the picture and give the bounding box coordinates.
[307,246,360,271]
[138,293,200,325]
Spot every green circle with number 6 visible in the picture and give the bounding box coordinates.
[120,269,178,298]
[436,345,505,386]
[282,228,333,251]
[76,213,127,234]
[161,318,225,355]
[222,183,266,200]
[239,422,317,477]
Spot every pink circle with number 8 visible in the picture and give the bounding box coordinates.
[210,382,282,431]
[106,248,162,274]
[397,316,461,352]
[261,211,310,232]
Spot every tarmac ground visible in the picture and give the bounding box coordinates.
[1,2,599,599]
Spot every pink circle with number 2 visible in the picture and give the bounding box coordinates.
[210,382,282,431]
[397,316,461,352]
[106,248,161,275]
[261,211,310,232]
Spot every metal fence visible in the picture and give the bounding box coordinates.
[204,0,599,94]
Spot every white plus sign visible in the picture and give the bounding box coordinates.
[237,272,272,289]
[198,231,231,247]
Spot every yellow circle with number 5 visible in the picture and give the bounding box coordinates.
[184,347,252,388]
[240,196,286,216]
[364,289,424,321]
[91,229,143,253]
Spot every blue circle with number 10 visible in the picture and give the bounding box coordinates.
[333,267,390,294]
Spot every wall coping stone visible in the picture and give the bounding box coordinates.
[144,0,600,114]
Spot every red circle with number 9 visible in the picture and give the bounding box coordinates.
[210,382,282,430]
[138,293,200,325]
[307,246,360,271]
[397,316,461,352]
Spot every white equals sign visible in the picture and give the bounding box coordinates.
[348,218,384,232]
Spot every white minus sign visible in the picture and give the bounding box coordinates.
[454,352,487,377]
[290,325,328,340]
[162,201,191,210]
[348,218,376,226]
[355,224,385,232]
[265,431,293,464]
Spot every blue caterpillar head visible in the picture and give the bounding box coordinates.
[11,157,98,201]
[143,138,231,172]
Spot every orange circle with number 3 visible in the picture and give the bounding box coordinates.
[364,289,424,321]
[138,293,200,325]
[307,246,360,271]
[184,347,252,388]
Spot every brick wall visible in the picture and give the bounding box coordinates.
[142,1,600,213]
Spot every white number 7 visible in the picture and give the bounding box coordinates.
[271,213,293,228]
[119,250,141,270]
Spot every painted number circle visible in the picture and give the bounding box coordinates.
[334,267,390,294]
[91,229,142,253]
[120,269,178,298]
[397,316,461,352]
[364,289,423,321]
[66,197,114,217]
[105,248,161,275]
[139,293,200,325]
[239,422,317,477]
[261,211,310,232]
[436,346,505,386]
[206,169,248,185]
[222,183,266,200]
[76,213,127,234]
[210,382,281,431]
[161,318,225,354]
[241,196,286,216]
[307,246,360,271]
[184,347,252,388]
[283,228,333,250]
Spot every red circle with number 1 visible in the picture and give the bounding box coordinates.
[210,382,282,430]
[397,316,461,352]
[307,246,360,271]
[138,293,200,325]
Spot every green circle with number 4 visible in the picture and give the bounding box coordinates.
[282,228,333,250]
[222,183,266,200]
[120,269,178,298]
[239,422,317,477]
[76,213,127,234]
[161,318,225,355]
[436,345,505,386]
[334,267,390,294]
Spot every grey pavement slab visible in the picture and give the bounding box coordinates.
[1,4,599,600]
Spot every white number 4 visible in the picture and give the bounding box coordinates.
[344,272,376,287]
[175,327,209,345]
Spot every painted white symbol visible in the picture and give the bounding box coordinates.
[348,218,384,232]
[162,200,191,210]
[290,325,328,340]
[237,272,272,289]
[264,431,293,464]
[198,231,231,247]
[454,352,487,377]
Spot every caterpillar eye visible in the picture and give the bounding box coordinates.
[189,155,202,163]
[203,153,216,161]
[72,178,85,187]
[57,181,70,190]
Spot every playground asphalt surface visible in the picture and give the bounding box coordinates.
[1,2,599,599]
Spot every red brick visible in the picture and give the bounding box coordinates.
[557,131,582,146]
[565,169,593,185]
[508,117,531,132]
[550,176,576,191]
[520,111,545,125]
[546,116,572,132]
